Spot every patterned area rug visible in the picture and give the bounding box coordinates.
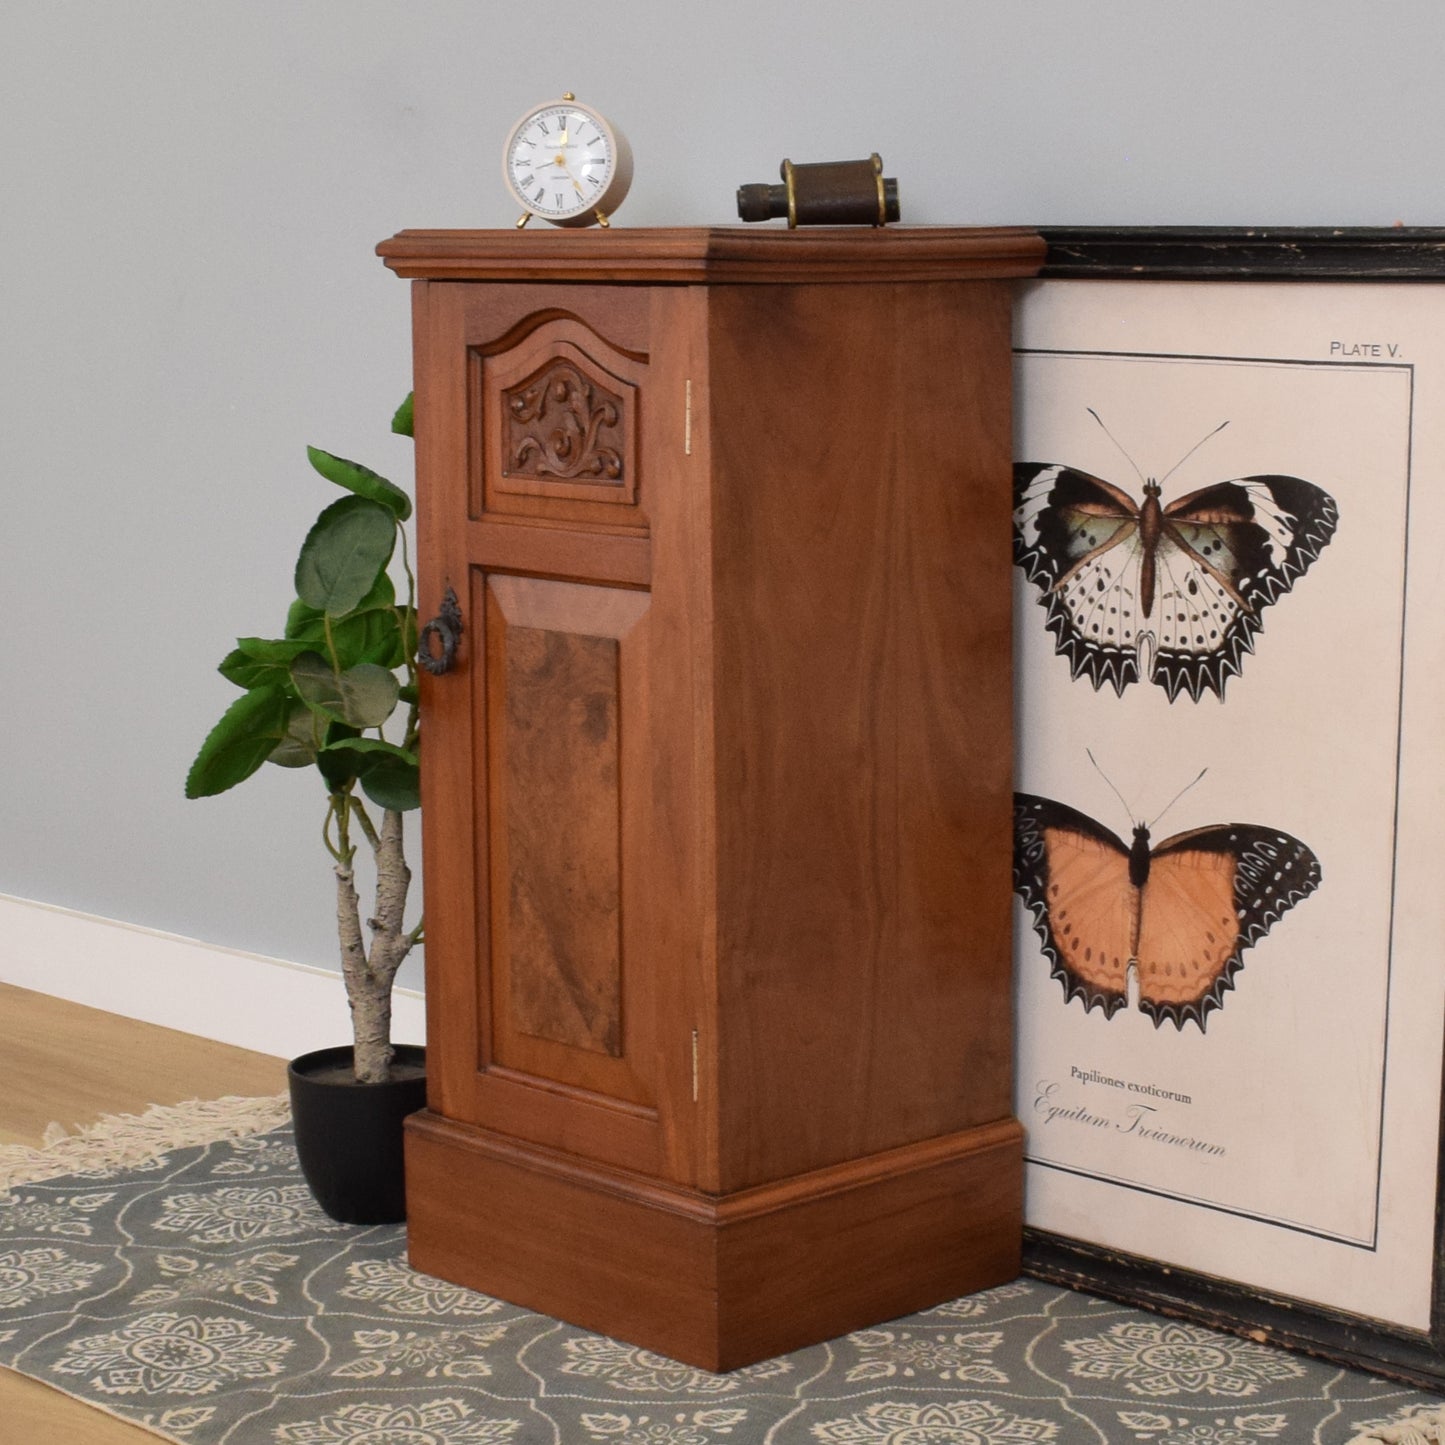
[0,1102,1440,1445]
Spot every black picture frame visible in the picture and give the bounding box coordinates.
[1017,226,1445,1394]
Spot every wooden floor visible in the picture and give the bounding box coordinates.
[0,982,288,1444]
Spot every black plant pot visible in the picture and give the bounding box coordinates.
[287,1044,427,1225]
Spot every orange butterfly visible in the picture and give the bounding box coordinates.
[1013,793,1321,1032]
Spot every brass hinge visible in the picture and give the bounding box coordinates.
[684,379,693,456]
[691,1029,700,1103]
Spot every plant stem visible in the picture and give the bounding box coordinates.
[341,806,417,1083]
[351,793,381,851]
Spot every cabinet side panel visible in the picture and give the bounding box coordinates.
[707,280,1017,1190]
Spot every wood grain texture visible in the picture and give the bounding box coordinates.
[406,1108,1023,1372]
[485,576,652,1094]
[398,230,1035,1365]
[500,624,623,1055]
[379,225,1045,285]
[706,278,1017,1191]
[0,984,284,1150]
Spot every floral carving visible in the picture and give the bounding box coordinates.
[505,362,625,483]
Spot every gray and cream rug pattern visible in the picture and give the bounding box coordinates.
[0,1102,1440,1444]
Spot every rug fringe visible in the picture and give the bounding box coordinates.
[0,1094,290,1189]
[1349,1407,1445,1443]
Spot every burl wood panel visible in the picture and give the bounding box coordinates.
[484,575,653,1099]
[707,279,1018,1192]
[499,623,623,1056]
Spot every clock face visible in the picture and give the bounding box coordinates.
[504,101,623,225]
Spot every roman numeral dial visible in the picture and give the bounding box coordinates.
[502,94,633,229]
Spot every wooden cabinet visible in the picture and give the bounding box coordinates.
[377,226,1044,1371]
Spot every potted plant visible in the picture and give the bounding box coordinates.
[185,395,426,1223]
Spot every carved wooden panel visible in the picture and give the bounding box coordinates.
[477,315,645,523]
[503,360,626,487]
[482,573,654,1107]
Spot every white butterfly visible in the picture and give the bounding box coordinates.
[1013,431,1338,700]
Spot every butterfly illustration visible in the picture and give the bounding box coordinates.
[1013,792,1321,1032]
[1013,424,1339,701]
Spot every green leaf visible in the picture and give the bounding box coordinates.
[307,446,412,521]
[317,722,362,791]
[321,737,418,766]
[322,738,420,811]
[236,636,314,664]
[391,392,414,438]
[323,741,418,810]
[294,496,396,615]
[288,606,404,671]
[217,648,272,690]
[218,638,315,690]
[185,685,293,798]
[291,653,400,728]
[267,703,323,768]
[340,609,405,670]
[285,572,395,643]
[359,755,421,811]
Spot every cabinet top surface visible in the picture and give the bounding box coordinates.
[376,225,1044,284]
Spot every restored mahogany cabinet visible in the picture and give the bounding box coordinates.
[377,226,1044,1370]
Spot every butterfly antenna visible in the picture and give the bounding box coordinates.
[1149,767,1209,829]
[1086,748,1136,822]
[1159,420,1230,486]
[1086,408,1147,486]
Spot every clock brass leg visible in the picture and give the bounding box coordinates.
[595,210,610,229]
[516,212,532,229]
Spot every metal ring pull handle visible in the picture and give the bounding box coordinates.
[418,584,463,676]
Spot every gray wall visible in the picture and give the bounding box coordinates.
[2,0,1439,984]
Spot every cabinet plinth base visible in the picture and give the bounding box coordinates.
[404,1110,1025,1372]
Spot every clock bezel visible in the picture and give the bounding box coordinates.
[502,97,633,229]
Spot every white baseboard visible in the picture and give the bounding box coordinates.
[0,893,425,1061]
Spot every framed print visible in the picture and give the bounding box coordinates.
[1013,229,1445,1391]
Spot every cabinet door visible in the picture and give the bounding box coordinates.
[412,282,704,1182]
